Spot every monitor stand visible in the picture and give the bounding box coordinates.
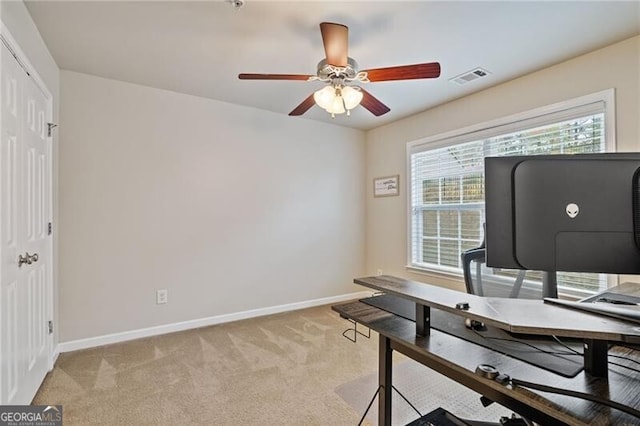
[542,271,558,299]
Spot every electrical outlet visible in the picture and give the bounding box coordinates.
[156,289,168,305]
[377,269,383,276]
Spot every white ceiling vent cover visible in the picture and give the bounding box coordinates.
[450,67,491,86]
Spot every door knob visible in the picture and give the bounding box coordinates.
[18,253,31,267]
[17,252,39,267]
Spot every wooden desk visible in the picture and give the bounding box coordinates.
[333,276,640,425]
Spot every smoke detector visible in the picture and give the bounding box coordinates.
[450,67,491,86]
[228,0,244,9]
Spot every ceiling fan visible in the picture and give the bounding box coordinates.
[238,22,441,118]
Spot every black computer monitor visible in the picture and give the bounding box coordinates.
[485,153,640,274]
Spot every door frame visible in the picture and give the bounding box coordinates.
[0,22,56,371]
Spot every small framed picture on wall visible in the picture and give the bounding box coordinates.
[373,175,399,197]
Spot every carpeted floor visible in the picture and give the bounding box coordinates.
[336,358,511,425]
[33,304,510,425]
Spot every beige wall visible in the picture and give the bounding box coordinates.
[365,36,640,291]
[59,71,365,342]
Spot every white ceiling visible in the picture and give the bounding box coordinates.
[25,1,640,131]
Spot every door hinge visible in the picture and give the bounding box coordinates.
[48,320,54,335]
[47,123,58,138]
[48,222,52,235]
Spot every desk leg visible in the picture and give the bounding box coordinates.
[416,304,430,337]
[584,339,608,378]
[379,335,392,426]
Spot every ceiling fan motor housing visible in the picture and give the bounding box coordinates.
[317,57,359,80]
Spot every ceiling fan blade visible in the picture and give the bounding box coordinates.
[238,73,313,81]
[359,88,390,116]
[320,22,348,67]
[363,62,441,82]
[289,94,316,116]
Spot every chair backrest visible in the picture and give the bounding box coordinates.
[460,227,541,299]
[461,246,486,295]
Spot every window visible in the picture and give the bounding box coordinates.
[407,91,615,296]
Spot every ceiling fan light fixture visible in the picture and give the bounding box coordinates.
[329,93,346,115]
[313,85,335,110]
[342,86,363,110]
[313,84,362,117]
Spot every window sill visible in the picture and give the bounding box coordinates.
[405,265,464,281]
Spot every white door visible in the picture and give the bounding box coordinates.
[1,40,52,405]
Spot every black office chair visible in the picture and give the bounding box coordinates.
[461,229,539,299]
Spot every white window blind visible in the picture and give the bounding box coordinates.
[408,97,611,295]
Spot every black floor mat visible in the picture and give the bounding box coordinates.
[361,294,583,378]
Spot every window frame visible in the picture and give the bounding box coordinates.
[405,89,617,293]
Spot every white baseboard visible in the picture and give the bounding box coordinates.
[57,291,371,354]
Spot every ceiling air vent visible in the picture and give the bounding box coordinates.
[450,67,491,86]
